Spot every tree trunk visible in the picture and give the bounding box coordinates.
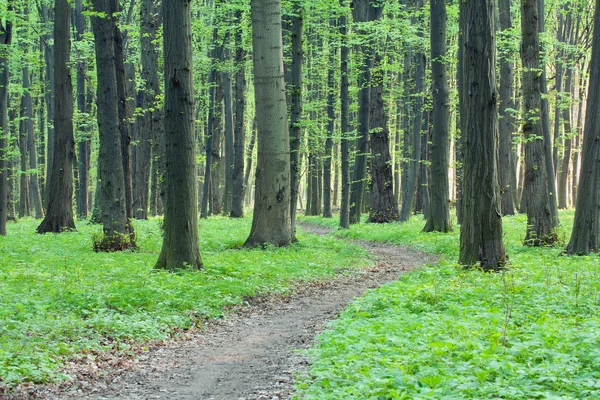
[222,61,234,216]
[0,15,12,235]
[521,0,557,246]
[231,10,246,218]
[458,0,506,270]
[245,0,294,247]
[323,30,336,219]
[19,74,31,218]
[211,72,224,216]
[565,0,600,255]
[90,0,134,250]
[498,0,517,216]
[155,0,202,270]
[41,5,55,199]
[424,0,451,232]
[75,0,89,219]
[37,0,76,233]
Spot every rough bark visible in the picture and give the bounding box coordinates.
[424,0,451,232]
[231,10,246,218]
[41,5,55,199]
[155,0,202,270]
[521,0,557,246]
[367,52,398,223]
[565,0,600,255]
[0,15,12,235]
[75,0,89,219]
[245,0,294,247]
[90,0,134,250]
[289,2,303,226]
[498,0,517,216]
[458,0,506,270]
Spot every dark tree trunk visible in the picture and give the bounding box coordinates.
[19,71,31,218]
[41,5,55,199]
[90,0,134,250]
[565,0,600,255]
[498,0,517,216]
[155,0,202,270]
[424,0,451,232]
[245,0,294,247]
[37,0,76,233]
[288,3,303,226]
[211,72,224,216]
[455,6,464,225]
[0,15,12,235]
[367,49,397,222]
[521,0,557,246]
[26,69,44,219]
[458,0,506,270]
[231,10,246,218]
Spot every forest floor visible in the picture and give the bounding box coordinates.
[26,223,435,400]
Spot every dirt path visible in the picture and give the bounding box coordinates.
[35,223,436,400]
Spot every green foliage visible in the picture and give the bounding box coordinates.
[0,217,369,385]
[296,211,600,399]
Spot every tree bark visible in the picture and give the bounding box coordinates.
[231,10,246,218]
[75,0,89,219]
[521,0,557,246]
[37,0,76,233]
[155,0,202,270]
[458,0,506,270]
[424,0,451,232]
[0,15,12,235]
[498,0,517,216]
[289,2,303,227]
[323,24,336,219]
[565,0,600,255]
[222,58,234,215]
[245,0,294,247]
[90,0,134,250]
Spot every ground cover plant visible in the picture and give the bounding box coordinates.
[0,217,370,386]
[296,211,600,399]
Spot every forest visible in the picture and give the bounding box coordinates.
[1,0,600,398]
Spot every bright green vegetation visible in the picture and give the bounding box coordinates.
[0,218,370,385]
[296,211,600,399]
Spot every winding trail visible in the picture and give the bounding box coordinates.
[40,223,436,400]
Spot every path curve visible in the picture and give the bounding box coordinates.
[38,223,436,400]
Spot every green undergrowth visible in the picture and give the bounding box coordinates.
[296,211,600,399]
[0,217,370,386]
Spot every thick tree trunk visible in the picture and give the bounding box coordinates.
[521,0,557,246]
[37,0,76,233]
[90,0,134,250]
[424,0,451,232]
[0,16,12,235]
[498,0,517,216]
[41,5,55,199]
[458,0,506,270]
[155,0,202,270]
[565,0,600,255]
[367,53,398,223]
[245,0,294,247]
[231,11,246,218]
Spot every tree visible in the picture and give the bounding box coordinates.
[90,0,135,250]
[423,0,451,232]
[565,0,600,255]
[520,0,556,246]
[339,1,350,229]
[37,0,76,234]
[155,0,202,270]
[245,0,294,247]
[0,10,12,236]
[458,0,506,270]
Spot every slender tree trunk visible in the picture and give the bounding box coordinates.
[19,74,31,218]
[211,72,224,216]
[222,61,234,215]
[498,0,517,216]
[41,5,55,199]
[424,0,451,232]
[90,0,134,250]
[243,120,257,205]
[231,10,246,218]
[245,0,294,247]
[323,25,336,219]
[155,0,202,270]
[458,0,506,270]
[521,0,557,246]
[0,15,12,235]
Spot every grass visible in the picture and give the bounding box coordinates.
[295,211,600,399]
[0,216,370,386]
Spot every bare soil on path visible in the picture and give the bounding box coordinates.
[20,223,436,400]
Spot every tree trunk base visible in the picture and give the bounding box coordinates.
[368,209,400,223]
[93,232,137,252]
[37,215,76,233]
